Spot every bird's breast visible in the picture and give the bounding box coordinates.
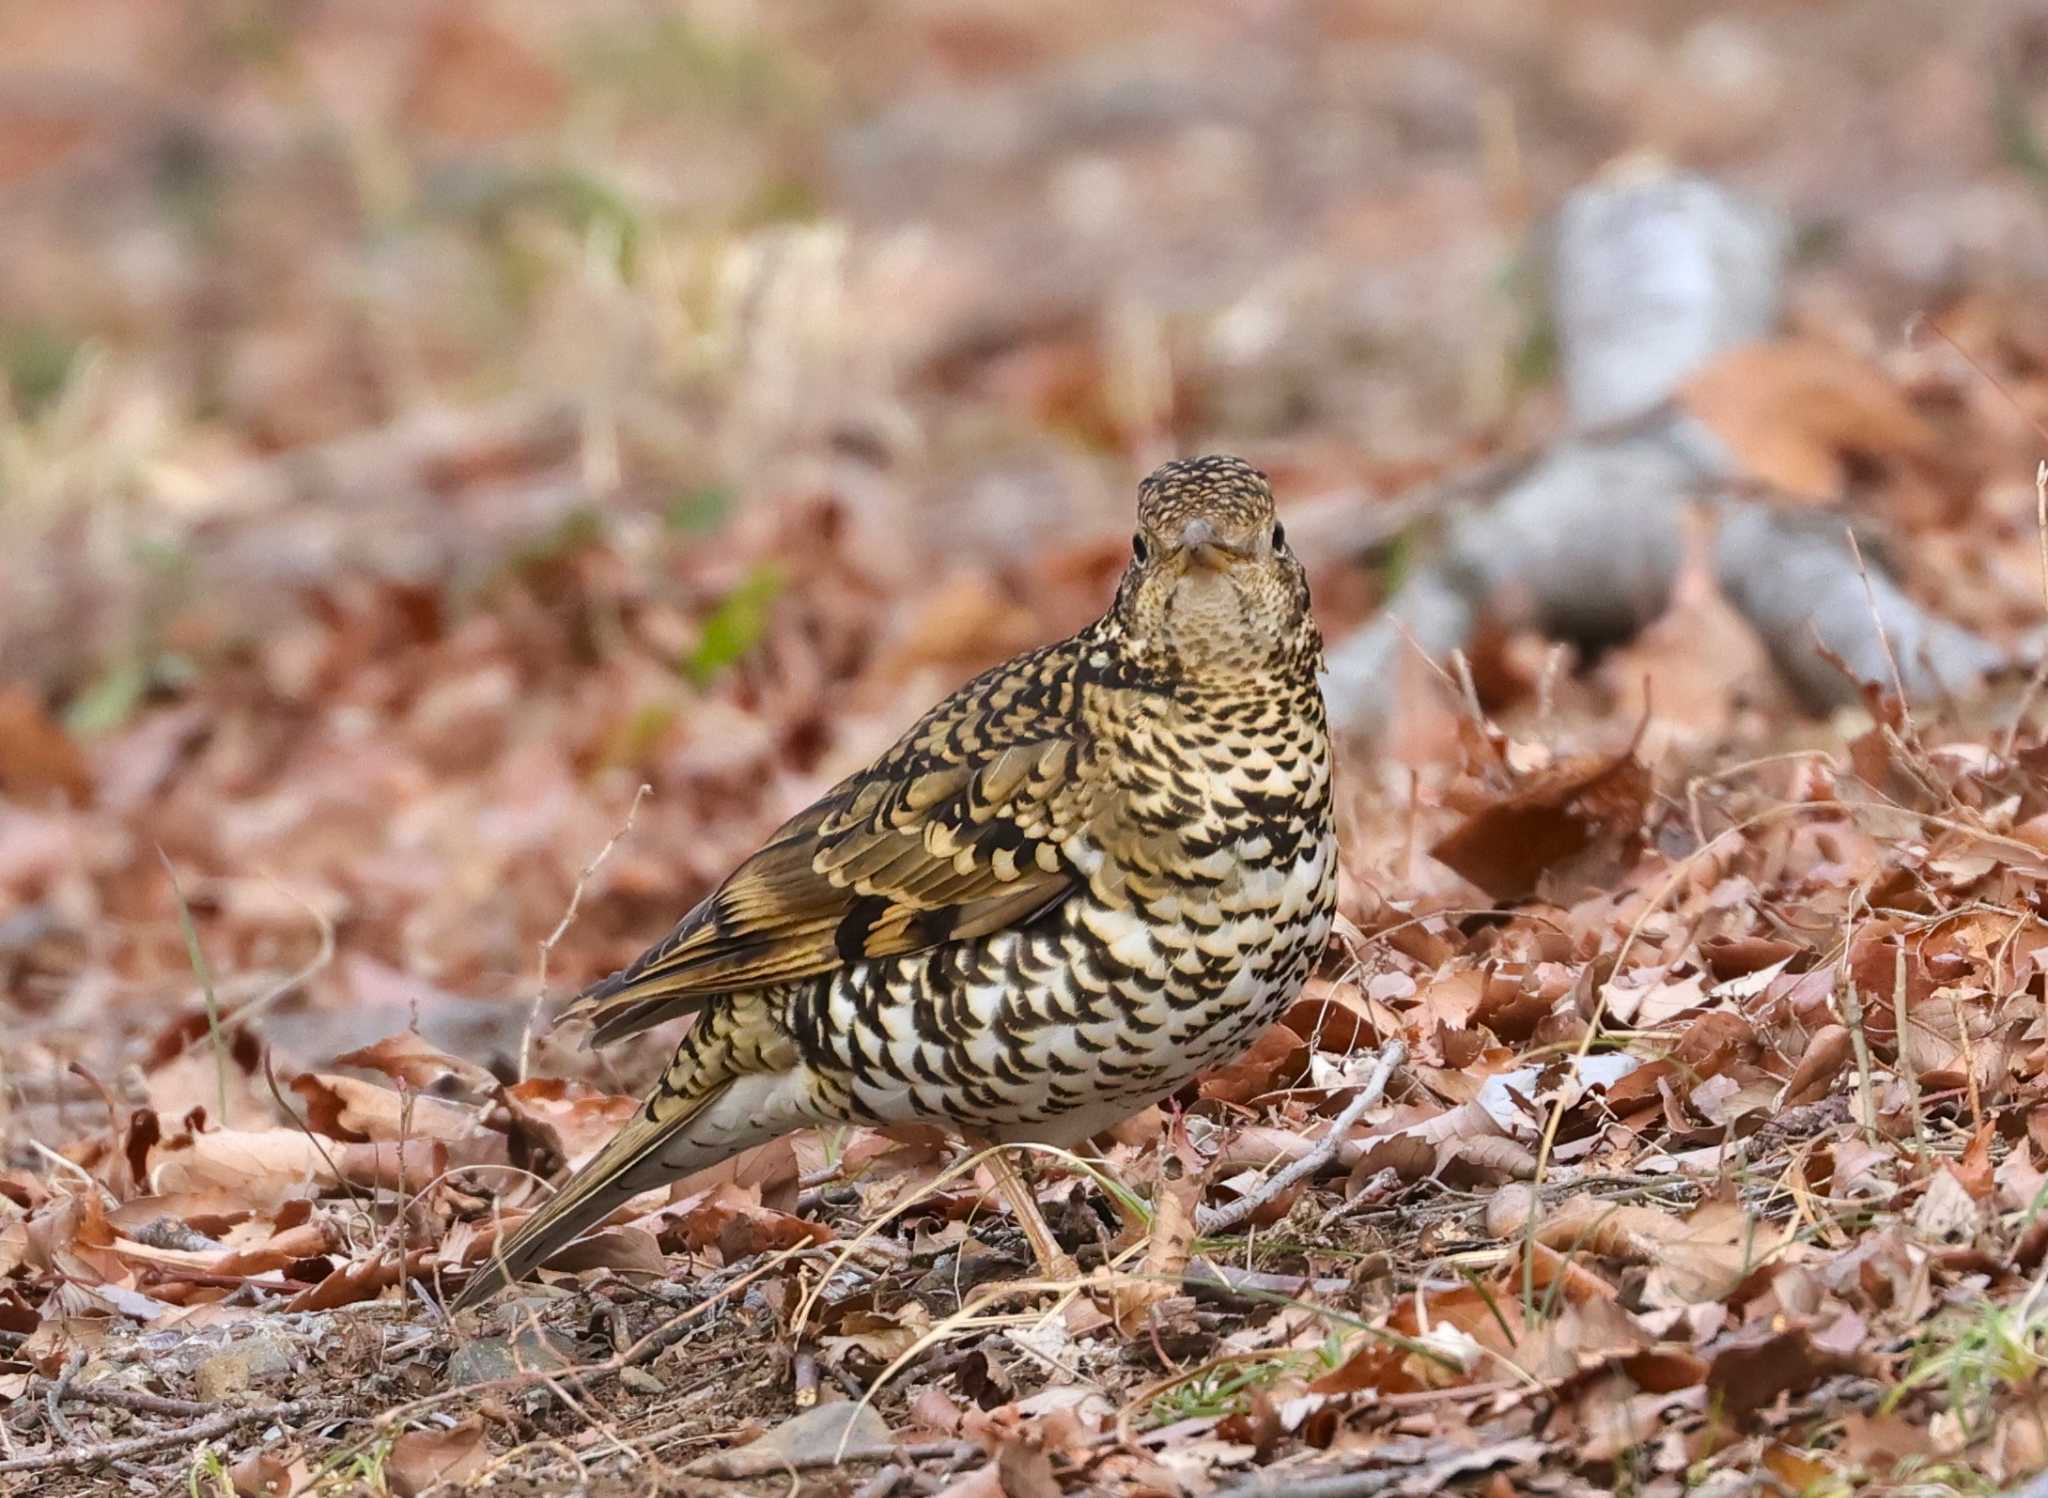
[1080,690,1332,898]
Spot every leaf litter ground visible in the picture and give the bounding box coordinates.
[18,626,2048,1494]
[11,3,2048,1495]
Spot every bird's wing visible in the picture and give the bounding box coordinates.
[567,646,1093,1045]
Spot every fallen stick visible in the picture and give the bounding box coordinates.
[688,1438,984,1481]
[68,1386,215,1420]
[1182,1260,1362,1300]
[0,1397,341,1475]
[1322,167,2008,738]
[1211,1467,1398,1498]
[1195,1042,1404,1236]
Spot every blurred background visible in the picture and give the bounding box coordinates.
[7,0,2048,1097]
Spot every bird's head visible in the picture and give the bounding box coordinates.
[1113,455,1315,678]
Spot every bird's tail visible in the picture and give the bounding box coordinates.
[449,1081,730,1312]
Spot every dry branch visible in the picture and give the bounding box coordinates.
[0,1397,341,1475]
[1323,168,2007,737]
[1195,1041,1404,1236]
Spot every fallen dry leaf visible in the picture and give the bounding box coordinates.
[1911,1167,1983,1247]
[0,683,91,804]
[1704,1314,1866,1417]
[1113,1125,1202,1334]
[1431,742,1650,901]
[821,1300,933,1372]
[229,1448,311,1497]
[284,1247,436,1312]
[996,1441,1063,1498]
[1509,1294,1651,1382]
[1682,337,1939,499]
[1781,1024,1852,1106]
[528,1224,666,1283]
[335,1029,499,1097]
[385,1416,491,1496]
[291,1072,486,1144]
[493,1077,641,1174]
[149,1127,454,1206]
[667,1181,835,1258]
[1196,1023,1308,1105]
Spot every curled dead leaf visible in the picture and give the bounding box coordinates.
[149,1127,456,1206]
[1114,1124,1203,1334]
[1779,1024,1851,1107]
[286,1247,436,1311]
[1704,1314,1865,1417]
[1510,1294,1650,1382]
[1442,1133,1537,1185]
[1700,935,1805,979]
[1910,1167,1982,1247]
[1195,1023,1308,1105]
[669,1182,834,1258]
[1350,1133,1440,1187]
[1484,1183,1539,1240]
[335,1029,498,1097]
[493,1077,640,1173]
[229,1448,310,1497]
[291,1073,484,1144]
[1681,337,1939,500]
[527,1225,666,1283]
[385,1416,490,1496]
[997,1441,1062,1498]
[1283,979,1392,1054]
[0,683,92,804]
[1489,1191,1786,1307]
[1430,742,1650,902]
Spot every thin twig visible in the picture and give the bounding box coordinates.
[1893,941,1925,1155]
[1315,1166,1401,1230]
[0,1398,341,1475]
[2001,460,2048,759]
[1183,1261,1362,1300]
[1211,1465,1398,1498]
[690,1437,984,1481]
[1536,642,1569,724]
[159,849,230,1122]
[1196,1042,1405,1236]
[42,1355,149,1481]
[522,783,651,1081]
[68,1386,215,1419]
[1449,650,1486,731]
[25,1141,105,1197]
[166,875,336,1065]
[42,1352,85,1449]
[620,1383,723,1450]
[1838,889,1881,1147]
[1843,527,1916,741]
[315,1245,807,1477]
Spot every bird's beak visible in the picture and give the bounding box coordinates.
[1172,517,1242,572]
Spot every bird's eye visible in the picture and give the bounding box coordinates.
[1271,522,1287,550]
[1131,532,1150,562]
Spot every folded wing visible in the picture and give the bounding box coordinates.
[568,649,1093,1044]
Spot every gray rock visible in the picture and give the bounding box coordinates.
[193,1333,298,1402]
[444,1327,580,1388]
[683,1400,895,1477]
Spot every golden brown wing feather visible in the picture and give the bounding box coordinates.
[567,640,1095,1045]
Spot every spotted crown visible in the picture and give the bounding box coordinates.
[1136,455,1275,534]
